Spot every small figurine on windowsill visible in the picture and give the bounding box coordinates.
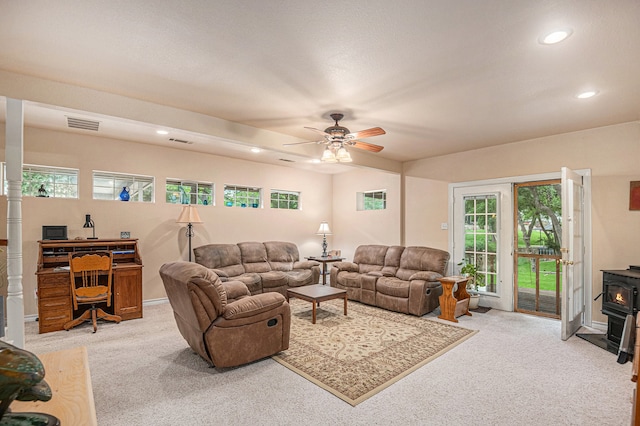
[37,184,49,197]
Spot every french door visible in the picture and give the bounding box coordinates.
[451,184,513,311]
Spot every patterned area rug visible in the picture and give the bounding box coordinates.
[272,298,477,406]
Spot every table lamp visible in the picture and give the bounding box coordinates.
[177,205,203,262]
[316,221,332,257]
[83,214,97,239]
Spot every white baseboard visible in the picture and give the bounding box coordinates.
[590,320,607,333]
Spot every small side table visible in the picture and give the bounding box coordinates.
[438,276,472,323]
[305,256,345,285]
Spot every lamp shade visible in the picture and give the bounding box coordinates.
[321,147,337,163]
[316,221,332,235]
[177,205,203,224]
[335,146,352,162]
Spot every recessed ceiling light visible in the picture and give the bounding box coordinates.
[250,147,261,153]
[576,90,598,99]
[156,130,169,135]
[539,29,573,45]
[310,159,321,164]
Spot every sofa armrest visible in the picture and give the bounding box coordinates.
[408,271,443,282]
[223,292,286,320]
[333,261,358,272]
[293,260,320,269]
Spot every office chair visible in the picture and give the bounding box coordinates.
[63,251,121,333]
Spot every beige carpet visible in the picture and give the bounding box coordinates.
[272,298,477,406]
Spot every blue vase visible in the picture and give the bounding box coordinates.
[119,186,130,201]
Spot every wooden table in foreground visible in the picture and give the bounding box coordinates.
[12,346,97,426]
[286,284,348,324]
[438,276,472,323]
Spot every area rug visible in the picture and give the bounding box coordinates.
[272,298,477,406]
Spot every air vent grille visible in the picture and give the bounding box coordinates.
[66,116,100,131]
[169,138,194,145]
[279,158,295,163]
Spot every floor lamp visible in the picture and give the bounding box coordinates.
[177,205,203,262]
[316,221,332,257]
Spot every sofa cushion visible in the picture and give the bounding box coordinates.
[353,245,388,274]
[376,277,410,298]
[235,273,262,294]
[287,270,314,287]
[264,241,299,271]
[259,271,289,288]
[395,246,449,281]
[339,271,362,288]
[193,244,246,278]
[238,242,272,273]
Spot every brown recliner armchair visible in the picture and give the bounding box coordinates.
[159,261,290,368]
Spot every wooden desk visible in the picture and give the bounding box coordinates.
[36,239,143,333]
[11,346,97,426]
[438,276,472,322]
[305,256,345,285]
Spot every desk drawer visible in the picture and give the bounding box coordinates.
[38,298,72,333]
[38,275,70,298]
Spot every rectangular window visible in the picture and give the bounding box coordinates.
[93,171,154,202]
[270,190,300,210]
[166,179,213,205]
[463,194,498,293]
[357,190,386,211]
[224,184,261,208]
[3,163,79,198]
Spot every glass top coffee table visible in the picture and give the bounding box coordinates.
[286,284,348,324]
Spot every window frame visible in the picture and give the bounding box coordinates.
[166,178,214,206]
[357,189,387,211]
[223,184,262,208]
[270,189,301,210]
[93,170,155,203]
[2,163,79,198]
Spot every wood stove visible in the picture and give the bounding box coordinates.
[601,267,640,345]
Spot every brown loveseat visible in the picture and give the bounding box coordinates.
[159,261,290,367]
[193,241,320,296]
[330,245,450,316]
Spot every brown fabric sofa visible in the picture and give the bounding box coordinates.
[159,261,290,367]
[330,245,450,316]
[193,241,320,296]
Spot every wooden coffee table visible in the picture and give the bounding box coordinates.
[286,284,348,324]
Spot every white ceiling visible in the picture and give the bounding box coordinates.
[1,1,639,171]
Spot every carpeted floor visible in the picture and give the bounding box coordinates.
[21,302,635,425]
[273,299,477,405]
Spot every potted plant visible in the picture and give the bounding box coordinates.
[457,259,485,309]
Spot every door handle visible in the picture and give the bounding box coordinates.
[561,259,574,266]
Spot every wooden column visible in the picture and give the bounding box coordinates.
[5,98,25,348]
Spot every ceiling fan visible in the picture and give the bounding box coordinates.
[284,113,385,162]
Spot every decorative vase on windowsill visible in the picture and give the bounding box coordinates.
[119,186,130,201]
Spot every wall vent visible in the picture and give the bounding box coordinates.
[278,158,295,163]
[169,138,194,145]
[66,116,100,131]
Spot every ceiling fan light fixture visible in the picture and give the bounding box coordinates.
[336,146,352,162]
[321,147,337,163]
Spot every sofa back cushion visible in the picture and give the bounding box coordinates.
[264,241,299,272]
[395,246,450,281]
[382,245,405,276]
[353,245,388,274]
[238,242,272,273]
[193,244,245,277]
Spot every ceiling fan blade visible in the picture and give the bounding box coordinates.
[347,127,386,139]
[304,126,330,136]
[352,140,384,153]
[283,140,320,147]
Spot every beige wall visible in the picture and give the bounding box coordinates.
[1,125,333,316]
[332,168,401,261]
[403,121,640,323]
